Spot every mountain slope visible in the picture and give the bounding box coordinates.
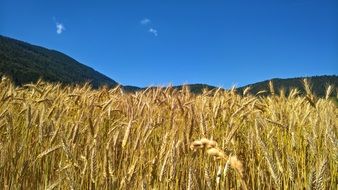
[237,75,338,97]
[124,84,217,93]
[0,35,118,88]
[129,76,337,97]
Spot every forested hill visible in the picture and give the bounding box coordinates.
[0,35,118,88]
[236,75,338,97]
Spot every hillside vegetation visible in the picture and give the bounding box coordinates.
[0,76,337,189]
[237,75,338,97]
[0,35,117,88]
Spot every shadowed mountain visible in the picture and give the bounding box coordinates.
[0,35,118,88]
[122,84,217,94]
[126,76,337,97]
[171,84,218,94]
[236,75,338,97]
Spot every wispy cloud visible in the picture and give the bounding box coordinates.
[56,22,65,34]
[149,28,158,36]
[140,18,151,25]
[140,18,158,37]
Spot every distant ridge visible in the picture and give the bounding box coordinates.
[125,76,338,97]
[0,35,118,88]
[236,75,338,97]
[123,84,217,94]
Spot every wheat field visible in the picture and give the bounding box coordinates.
[0,76,337,189]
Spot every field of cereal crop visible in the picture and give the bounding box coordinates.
[0,77,337,189]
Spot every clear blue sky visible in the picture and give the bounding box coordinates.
[1,0,337,88]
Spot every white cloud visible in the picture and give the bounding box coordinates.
[140,18,158,37]
[149,28,158,36]
[56,23,65,34]
[140,18,151,25]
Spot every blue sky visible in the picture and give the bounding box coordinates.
[1,0,337,88]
